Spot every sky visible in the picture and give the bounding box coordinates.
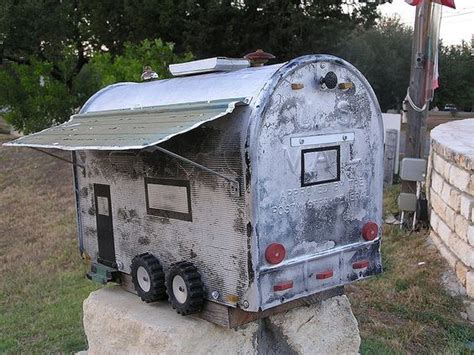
[378,0,474,45]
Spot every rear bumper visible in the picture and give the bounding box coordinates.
[258,239,381,310]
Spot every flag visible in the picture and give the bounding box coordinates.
[405,0,423,5]
[405,0,456,8]
[438,0,456,9]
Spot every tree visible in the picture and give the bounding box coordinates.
[83,0,381,61]
[0,0,383,133]
[339,17,413,112]
[0,40,189,133]
[433,42,474,111]
[0,59,76,133]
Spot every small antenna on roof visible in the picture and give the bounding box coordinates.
[141,65,159,81]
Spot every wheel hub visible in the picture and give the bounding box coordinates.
[137,266,151,292]
[172,275,188,304]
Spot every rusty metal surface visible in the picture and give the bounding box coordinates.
[4,99,247,151]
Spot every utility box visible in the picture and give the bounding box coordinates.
[5,54,384,324]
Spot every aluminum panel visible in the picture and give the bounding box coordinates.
[4,99,247,151]
[249,57,384,310]
[79,64,282,113]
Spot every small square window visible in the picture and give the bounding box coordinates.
[301,146,340,186]
[145,177,192,221]
[96,196,110,216]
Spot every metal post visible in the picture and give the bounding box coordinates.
[402,1,432,195]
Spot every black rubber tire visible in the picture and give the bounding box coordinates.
[131,253,167,303]
[166,261,204,315]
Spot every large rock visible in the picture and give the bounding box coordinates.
[82,286,360,354]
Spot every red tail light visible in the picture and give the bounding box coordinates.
[273,281,293,291]
[265,243,286,264]
[353,260,369,269]
[315,270,334,280]
[362,222,378,241]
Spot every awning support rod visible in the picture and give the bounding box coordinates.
[145,145,241,195]
[30,147,85,169]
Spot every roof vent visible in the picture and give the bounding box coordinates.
[169,57,250,77]
[244,49,275,67]
[141,66,159,81]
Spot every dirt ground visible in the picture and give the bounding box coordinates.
[0,132,472,353]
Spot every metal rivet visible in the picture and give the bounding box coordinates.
[242,300,249,309]
[211,291,220,300]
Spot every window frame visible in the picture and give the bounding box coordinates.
[144,177,193,222]
[300,145,341,187]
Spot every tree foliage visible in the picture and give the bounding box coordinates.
[0,1,472,133]
[0,59,76,133]
[87,39,193,87]
[0,0,382,133]
[82,0,380,60]
[432,43,474,111]
[340,17,413,112]
[0,40,188,133]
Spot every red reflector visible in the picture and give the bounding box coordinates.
[273,281,293,291]
[362,222,378,241]
[265,243,286,264]
[353,260,369,269]
[315,270,334,280]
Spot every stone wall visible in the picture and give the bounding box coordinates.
[427,119,474,298]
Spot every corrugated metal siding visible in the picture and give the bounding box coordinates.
[4,99,247,151]
[77,108,251,306]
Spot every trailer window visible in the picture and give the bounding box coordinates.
[96,196,110,216]
[301,146,340,186]
[144,177,192,221]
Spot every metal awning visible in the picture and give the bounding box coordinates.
[3,98,248,151]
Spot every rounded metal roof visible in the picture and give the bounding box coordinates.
[80,63,284,114]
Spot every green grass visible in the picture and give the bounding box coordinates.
[1,263,98,353]
[0,134,99,353]
[347,185,474,354]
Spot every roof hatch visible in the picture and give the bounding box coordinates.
[169,57,250,76]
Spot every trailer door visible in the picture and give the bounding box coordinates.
[93,184,116,266]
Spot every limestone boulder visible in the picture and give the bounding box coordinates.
[82,286,360,354]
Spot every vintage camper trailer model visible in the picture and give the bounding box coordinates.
[5,52,384,327]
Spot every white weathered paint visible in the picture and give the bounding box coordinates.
[290,132,355,147]
[68,55,383,313]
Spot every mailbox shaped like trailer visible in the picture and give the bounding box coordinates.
[5,54,383,322]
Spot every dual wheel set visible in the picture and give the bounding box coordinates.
[130,253,205,315]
